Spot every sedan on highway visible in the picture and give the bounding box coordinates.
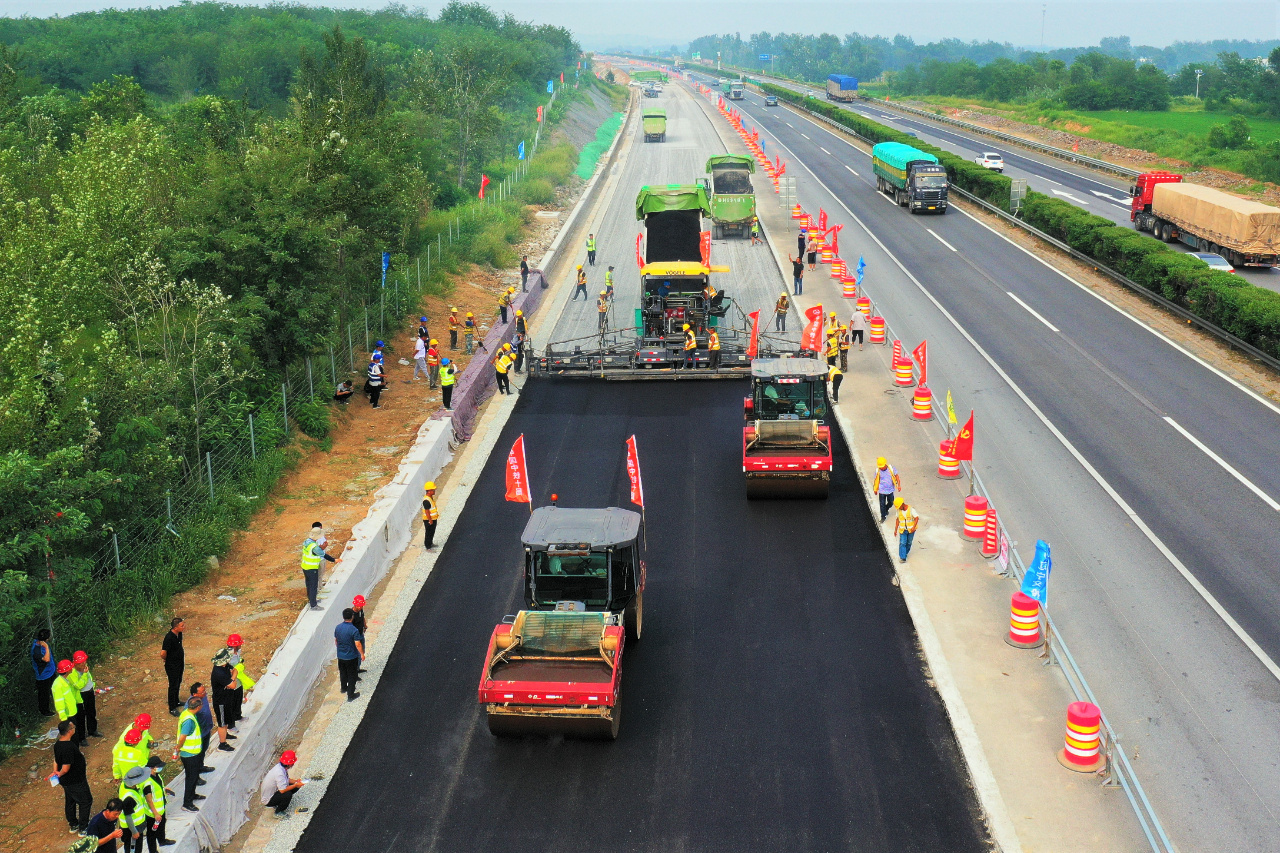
[765,95,778,106]
[1192,252,1236,273]
[976,152,1005,172]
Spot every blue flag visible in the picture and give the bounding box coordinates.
[518,140,525,160]
[1021,540,1053,604]
[761,139,766,153]
[547,80,554,93]
[381,252,390,288]
[855,255,866,286]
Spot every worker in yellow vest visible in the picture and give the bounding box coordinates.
[838,324,850,371]
[826,310,839,333]
[894,496,921,564]
[173,696,205,813]
[447,307,460,350]
[604,267,614,299]
[498,286,514,324]
[116,713,155,755]
[439,358,456,410]
[426,339,441,389]
[775,292,789,332]
[300,531,336,611]
[143,763,170,846]
[118,765,162,848]
[68,650,103,739]
[706,327,721,370]
[825,331,839,367]
[225,633,254,731]
[597,291,609,332]
[422,482,440,550]
[585,233,597,266]
[51,660,86,747]
[494,345,514,396]
[682,323,697,370]
[112,727,147,782]
[828,364,843,404]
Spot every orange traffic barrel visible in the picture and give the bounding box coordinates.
[800,214,812,228]
[831,258,846,278]
[893,358,915,387]
[820,247,833,264]
[963,495,988,539]
[856,297,871,318]
[1058,702,1104,773]
[1005,591,1044,649]
[937,441,961,478]
[869,317,885,344]
[791,205,803,219]
[841,275,857,298]
[981,507,999,558]
[912,384,932,420]
[891,339,902,363]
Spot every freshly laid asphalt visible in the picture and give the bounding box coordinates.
[294,380,989,853]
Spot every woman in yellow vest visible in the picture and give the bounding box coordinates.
[422,482,440,549]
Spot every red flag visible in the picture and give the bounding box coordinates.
[699,230,711,267]
[505,435,531,503]
[478,174,490,199]
[829,223,842,254]
[1071,140,1079,152]
[800,305,824,352]
[912,340,927,385]
[818,209,828,231]
[945,412,975,461]
[747,310,760,359]
[636,233,644,269]
[777,160,786,177]
[560,72,564,83]
[536,105,543,122]
[625,435,644,508]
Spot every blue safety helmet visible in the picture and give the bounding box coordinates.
[420,316,428,322]
[375,340,384,347]
[440,357,451,366]
[373,353,383,363]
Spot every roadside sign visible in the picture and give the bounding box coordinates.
[1010,179,1028,215]
[759,54,771,61]
[997,532,1011,574]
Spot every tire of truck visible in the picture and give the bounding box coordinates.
[625,591,643,642]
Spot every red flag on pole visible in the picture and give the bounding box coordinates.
[635,233,644,269]
[478,174,490,199]
[560,72,564,83]
[777,160,786,177]
[818,209,828,231]
[800,305,824,352]
[699,230,712,268]
[747,310,760,359]
[625,435,644,508]
[829,223,842,255]
[505,435,531,503]
[912,340,928,385]
[1071,140,1079,152]
[945,412,975,461]
[536,105,543,122]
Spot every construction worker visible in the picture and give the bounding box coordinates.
[119,765,162,851]
[52,659,86,747]
[498,287,514,324]
[585,233,597,266]
[750,216,761,245]
[515,309,527,336]
[448,308,460,350]
[112,727,147,783]
[300,529,336,611]
[828,363,843,403]
[572,265,588,300]
[225,634,253,731]
[826,311,839,333]
[775,292,789,332]
[707,326,721,370]
[824,330,838,367]
[597,290,609,331]
[370,340,385,364]
[417,315,430,340]
[117,713,154,758]
[871,457,902,523]
[173,696,204,812]
[422,482,440,549]
[701,282,718,305]
[439,358,456,410]
[512,330,527,374]
[604,266,614,299]
[210,651,237,754]
[426,339,441,389]
[31,627,55,717]
[520,255,529,291]
[366,357,385,409]
[69,651,103,739]
[494,345,514,395]
[838,324,850,371]
[260,750,305,819]
[894,496,920,563]
[682,323,697,370]
[142,762,171,847]
[412,333,428,381]
[463,312,476,354]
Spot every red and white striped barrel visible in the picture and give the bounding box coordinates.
[981,507,999,558]
[820,247,833,264]
[937,441,961,478]
[893,359,915,387]
[841,276,857,298]
[912,384,932,420]
[963,495,988,539]
[869,317,886,344]
[1006,591,1044,649]
[891,339,902,363]
[857,297,871,318]
[1058,702,1104,772]
[830,258,846,278]
[791,205,803,219]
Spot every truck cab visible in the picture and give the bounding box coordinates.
[742,356,833,498]
[872,142,948,213]
[729,80,745,100]
[704,154,756,239]
[1129,171,1183,222]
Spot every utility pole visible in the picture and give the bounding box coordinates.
[1195,69,1204,99]
[1040,4,1047,51]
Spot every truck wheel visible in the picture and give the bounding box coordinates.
[625,591,644,641]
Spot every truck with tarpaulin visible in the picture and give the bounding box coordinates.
[826,75,859,102]
[1130,172,1280,268]
[643,109,666,142]
[872,141,949,213]
[742,356,833,498]
[705,154,756,239]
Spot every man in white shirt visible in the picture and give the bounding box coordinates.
[259,750,304,818]
[412,335,428,381]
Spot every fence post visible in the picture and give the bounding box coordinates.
[380,292,385,337]
[306,357,315,401]
[438,232,442,257]
[166,490,173,520]
[205,452,215,500]
[249,413,257,460]
[417,257,421,291]
[282,383,289,436]
[329,345,337,385]
[364,305,370,353]
[112,533,121,570]
[348,324,355,371]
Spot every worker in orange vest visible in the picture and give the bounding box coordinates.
[425,339,440,389]
[706,326,721,370]
[447,308,460,350]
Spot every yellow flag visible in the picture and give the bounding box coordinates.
[946,389,957,424]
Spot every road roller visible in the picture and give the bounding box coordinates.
[743,356,832,499]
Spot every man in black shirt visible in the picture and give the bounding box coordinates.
[85,799,125,850]
[51,720,92,833]
[209,652,236,753]
[160,618,184,716]
[788,254,805,295]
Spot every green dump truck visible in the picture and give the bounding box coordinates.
[704,154,756,239]
[642,109,666,143]
[871,141,949,214]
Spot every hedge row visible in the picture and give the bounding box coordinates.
[756,81,1013,210]
[1022,192,1280,359]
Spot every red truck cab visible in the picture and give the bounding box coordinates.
[1130,171,1183,221]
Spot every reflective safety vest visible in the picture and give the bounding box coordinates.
[366,363,384,386]
[439,364,457,387]
[426,347,440,367]
[838,330,850,351]
[176,709,202,757]
[68,665,93,695]
[115,723,153,754]
[448,315,460,330]
[499,291,512,307]
[146,777,167,817]
[52,675,79,720]
[825,336,838,358]
[775,296,789,314]
[422,495,438,522]
[300,539,322,572]
[112,741,146,781]
[683,331,696,352]
[827,316,838,332]
[516,316,527,334]
[828,366,842,381]
[597,296,608,313]
[604,270,613,288]
[118,782,153,828]
[234,661,256,690]
[586,236,596,251]
[897,505,920,534]
[577,270,587,286]
[495,353,513,374]
[707,330,720,351]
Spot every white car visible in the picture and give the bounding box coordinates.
[976,152,1004,172]
[1192,252,1235,273]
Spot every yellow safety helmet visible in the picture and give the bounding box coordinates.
[424,481,437,491]
[466,311,474,317]
[600,290,607,296]
[876,456,887,467]
[516,310,523,316]
[682,323,691,331]
[893,496,904,508]
[429,338,438,345]
[451,307,458,313]
[829,311,837,318]
[577,264,583,270]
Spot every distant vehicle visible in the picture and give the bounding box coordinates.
[976,152,1004,172]
[729,80,745,100]
[1192,252,1236,273]
[764,95,778,106]
[825,74,859,102]
[1131,172,1280,268]
[872,141,948,214]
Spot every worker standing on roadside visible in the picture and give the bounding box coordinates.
[775,292,789,331]
[52,659,87,747]
[515,309,528,337]
[682,323,697,370]
[161,618,184,717]
[838,325,850,371]
[335,609,364,703]
[209,652,236,754]
[871,457,901,523]
[848,310,867,351]
[142,762,171,848]
[31,628,56,717]
[797,227,806,257]
[806,236,818,271]
[51,719,93,834]
[463,312,476,354]
[894,497,920,563]
[520,255,529,291]
[448,308,460,350]
[439,359,456,411]
[494,345,514,395]
[512,330,527,374]
[70,651,103,739]
[750,217,761,246]
[366,357,385,410]
[597,290,609,331]
[824,330,838,367]
[787,254,804,295]
[498,287,514,324]
[225,634,251,732]
[412,334,428,381]
[572,266,588,300]
[112,726,147,783]
[118,765,162,853]
[422,482,440,550]
[828,364,843,404]
[585,233,597,266]
[426,339,440,389]
[707,326,721,370]
[417,316,430,340]
[189,684,214,778]
[826,311,838,334]
[604,266,614,299]
[173,697,204,813]
[300,528,336,611]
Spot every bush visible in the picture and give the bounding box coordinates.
[292,398,331,439]
[517,178,555,205]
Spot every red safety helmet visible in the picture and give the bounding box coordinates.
[353,595,366,609]
[124,728,143,746]
[280,750,297,766]
[72,650,88,664]
[134,713,152,729]
[226,634,243,648]
[56,659,73,674]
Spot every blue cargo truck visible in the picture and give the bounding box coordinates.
[826,75,858,102]
[871,142,949,214]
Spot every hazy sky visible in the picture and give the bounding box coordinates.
[3,1,1274,50]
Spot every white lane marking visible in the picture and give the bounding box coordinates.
[927,228,958,252]
[878,190,897,206]
[845,165,859,176]
[1007,292,1060,331]
[1091,189,1131,207]
[763,122,1280,685]
[784,121,793,128]
[800,132,810,139]
[1051,188,1090,205]
[1163,417,1280,512]
[820,146,831,155]
[1033,174,1062,186]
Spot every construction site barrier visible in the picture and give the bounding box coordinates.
[856,297,871,318]
[912,384,932,420]
[841,276,857,298]
[869,317,885,344]
[937,441,961,478]
[820,247,833,264]
[963,495,988,539]
[893,358,915,387]
[791,204,803,219]
[1006,591,1045,649]
[891,339,902,363]
[831,258,846,278]
[981,507,1000,558]
[1058,702,1105,772]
